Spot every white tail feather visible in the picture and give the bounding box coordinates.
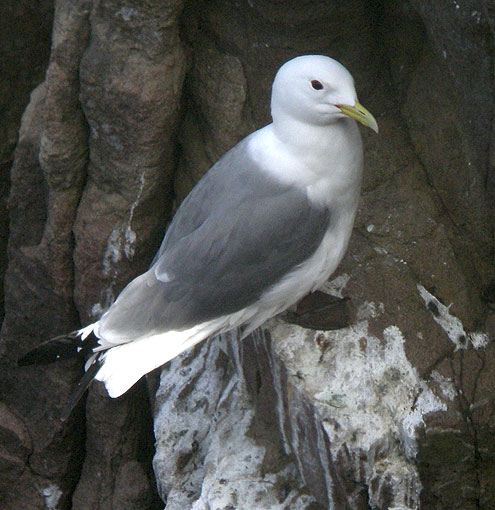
[88,305,262,398]
[78,322,98,340]
[94,325,211,398]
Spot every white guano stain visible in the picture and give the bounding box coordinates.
[93,171,147,317]
[470,332,489,349]
[124,171,146,260]
[357,300,385,320]
[154,338,315,510]
[116,6,138,21]
[430,370,456,401]
[272,318,447,455]
[417,284,489,350]
[103,170,146,276]
[42,484,62,509]
[266,315,442,509]
[103,228,123,276]
[319,273,350,298]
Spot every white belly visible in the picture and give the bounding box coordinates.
[231,207,357,336]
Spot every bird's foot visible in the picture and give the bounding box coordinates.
[284,291,351,330]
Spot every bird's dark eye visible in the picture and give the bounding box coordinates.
[311,80,324,90]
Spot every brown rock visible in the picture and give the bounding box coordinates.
[1,1,494,509]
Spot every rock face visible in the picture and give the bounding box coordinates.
[1,0,184,508]
[0,0,53,321]
[1,1,494,509]
[153,336,318,510]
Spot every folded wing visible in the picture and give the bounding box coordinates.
[97,140,332,344]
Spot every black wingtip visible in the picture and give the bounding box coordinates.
[16,329,104,422]
[60,354,103,422]
[18,342,78,366]
[17,331,97,367]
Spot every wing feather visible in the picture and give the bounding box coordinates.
[98,139,331,342]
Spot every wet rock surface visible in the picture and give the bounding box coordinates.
[1,1,494,509]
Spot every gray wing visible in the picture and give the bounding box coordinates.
[99,139,331,340]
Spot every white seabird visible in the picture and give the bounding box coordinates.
[25,55,378,408]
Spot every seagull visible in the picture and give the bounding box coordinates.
[20,55,377,417]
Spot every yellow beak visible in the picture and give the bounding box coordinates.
[338,101,379,133]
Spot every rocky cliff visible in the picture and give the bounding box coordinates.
[0,1,494,509]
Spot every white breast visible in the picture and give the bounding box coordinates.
[261,202,357,302]
[238,118,364,334]
[247,121,363,207]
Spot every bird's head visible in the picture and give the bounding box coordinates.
[271,55,378,133]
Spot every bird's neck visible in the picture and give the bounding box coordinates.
[273,113,342,148]
[248,117,363,208]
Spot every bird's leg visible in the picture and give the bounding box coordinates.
[284,291,351,330]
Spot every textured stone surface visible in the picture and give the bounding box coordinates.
[73,0,186,324]
[0,0,53,322]
[72,381,160,510]
[153,337,319,510]
[69,3,186,502]
[1,0,184,508]
[384,0,494,294]
[1,0,494,509]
